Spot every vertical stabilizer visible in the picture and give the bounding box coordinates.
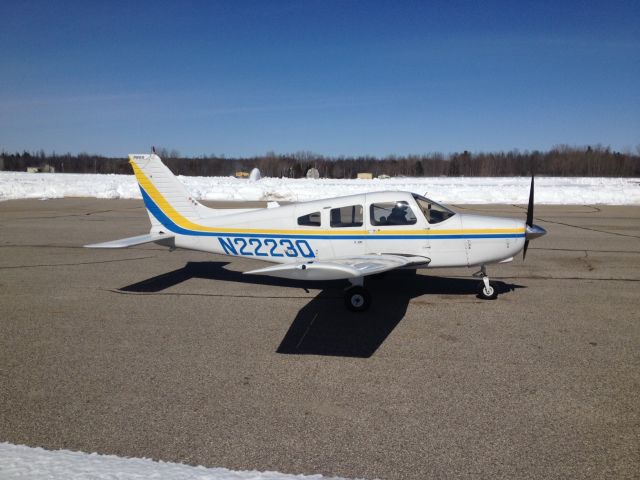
[129,154,206,231]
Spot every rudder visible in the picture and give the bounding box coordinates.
[129,153,205,231]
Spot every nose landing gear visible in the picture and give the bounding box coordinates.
[473,265,498,300]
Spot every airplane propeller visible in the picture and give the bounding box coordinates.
[523,176,534,260]
[523,175,547,260]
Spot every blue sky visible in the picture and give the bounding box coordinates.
[1,0,638,157]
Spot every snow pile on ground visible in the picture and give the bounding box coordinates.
[249,168,262,182]
[1,172,639,204]
[0,172,140,201]
[0,443,354,480]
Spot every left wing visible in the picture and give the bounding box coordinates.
[244,254,430,281]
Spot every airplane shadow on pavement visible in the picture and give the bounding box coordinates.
[120,261,524,358]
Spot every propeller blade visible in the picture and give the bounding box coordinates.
[524,175,534,261]
[526,175,534,227]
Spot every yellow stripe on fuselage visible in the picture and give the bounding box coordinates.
[130,157,525,237]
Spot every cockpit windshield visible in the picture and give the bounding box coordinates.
[412,194,456,224]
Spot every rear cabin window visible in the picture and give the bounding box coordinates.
[370,201,417,226]
[297,211,321,226]
[330,205,363,228]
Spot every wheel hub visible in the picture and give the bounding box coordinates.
[351,294,364,307]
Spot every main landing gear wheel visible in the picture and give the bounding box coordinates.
[344,286,371,312]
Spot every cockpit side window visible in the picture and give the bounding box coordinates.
[330,205,363,227]
[297,212,321,226]
[370,201,417,226]
[413,194,455,224]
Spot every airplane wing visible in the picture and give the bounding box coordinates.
[84,232,174,249]
[244,254,430,281]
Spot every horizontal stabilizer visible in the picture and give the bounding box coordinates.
[244,254,430,281]
[84,232,174,249]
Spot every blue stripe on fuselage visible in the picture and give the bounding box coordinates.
[140,187,525,240]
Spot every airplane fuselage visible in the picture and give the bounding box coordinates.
[143,188,526,269]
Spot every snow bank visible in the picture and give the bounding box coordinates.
[249,168,262,182]
[0,172,140,201]
[1,172,639,205]
[0,443,355,480]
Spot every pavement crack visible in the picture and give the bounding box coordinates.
[536,217,640,239]
[108,288,326,299]
[509,204,640,237]
[0,255,157,270]
[296,312,319,349]
[0,244,163,252]
[531,247,640,254]
[580,250,595,271]
[6,206,141,221]
[511,204,602,214]
[498,275,639,282]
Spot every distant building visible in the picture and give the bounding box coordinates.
[27,165,55,173]
[306,168,320,179]
[357,172,373,180]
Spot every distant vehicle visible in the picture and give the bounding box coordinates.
[235,171,249,178]
[86,154,546,311]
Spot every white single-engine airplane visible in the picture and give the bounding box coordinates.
[86,153,546,311]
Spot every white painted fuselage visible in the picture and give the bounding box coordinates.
[143,187,525,269]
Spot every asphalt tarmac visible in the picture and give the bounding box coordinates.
[1,199,638,479]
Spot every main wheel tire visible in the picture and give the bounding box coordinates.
[344,286,371,312]
[477,281,498,300]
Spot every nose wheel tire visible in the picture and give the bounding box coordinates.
[477,281,498,300]
[344,286,371,312]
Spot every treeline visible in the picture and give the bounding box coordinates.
[1,145,639,177]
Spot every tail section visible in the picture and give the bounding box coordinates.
[129,153,260,236]
[129,153,209,232]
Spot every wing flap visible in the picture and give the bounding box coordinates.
[244,254,430,281]
[84,232,174,249]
